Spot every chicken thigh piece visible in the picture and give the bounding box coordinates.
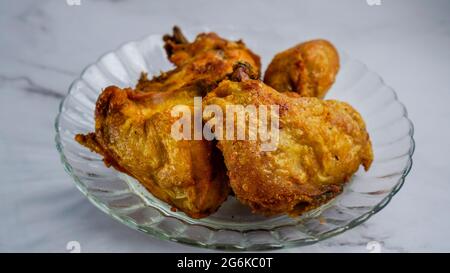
[76,85,229,218]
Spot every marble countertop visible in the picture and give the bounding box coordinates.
[1,0,449,252]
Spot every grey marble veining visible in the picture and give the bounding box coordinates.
[1,0,450,252]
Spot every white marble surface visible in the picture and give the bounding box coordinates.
[1,0,449,252]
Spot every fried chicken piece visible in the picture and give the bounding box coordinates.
[135,26,261,94]
[203,72,373,216]
[75,85,229,218]
[74,27,259,218]
[264,39,339,98]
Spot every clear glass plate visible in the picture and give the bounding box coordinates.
[55,27,414,250]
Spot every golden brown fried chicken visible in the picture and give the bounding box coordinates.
[75,85,229,218]
[136,26,261,94]
[74,27,261,218]
[203,73,373,216]
[264,39,339,98]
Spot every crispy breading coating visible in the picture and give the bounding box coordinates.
[136,26,261,94]
[203,77,373,216]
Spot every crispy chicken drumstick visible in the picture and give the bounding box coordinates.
[204,67,373,216]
